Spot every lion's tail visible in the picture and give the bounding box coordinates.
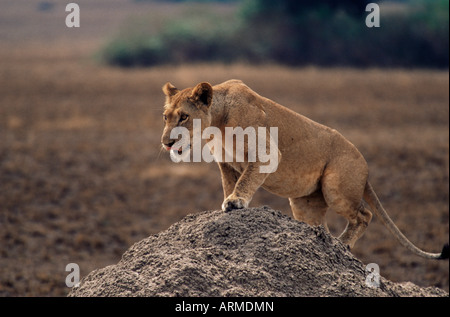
[363,182,449,260]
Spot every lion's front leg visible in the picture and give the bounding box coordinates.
[221,163,269,212]
[218,162,240,199]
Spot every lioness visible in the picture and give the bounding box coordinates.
[161,79,449,260]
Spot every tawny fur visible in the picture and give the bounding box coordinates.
[161,80,448,259]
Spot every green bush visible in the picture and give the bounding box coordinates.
[237,0,449,67]
[100,6,239,67]
[99,0,449,68]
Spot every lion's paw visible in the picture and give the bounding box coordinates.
[222,196,249,212]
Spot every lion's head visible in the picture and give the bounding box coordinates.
[161,82,213,157]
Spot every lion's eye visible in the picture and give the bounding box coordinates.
[163,115,168,122]
[180,114,189,122]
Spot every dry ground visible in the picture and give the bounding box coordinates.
[0,0,448,296]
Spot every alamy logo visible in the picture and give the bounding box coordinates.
[168,119,279,174]
[365,263,380,288]
[65,263,80,288]
[65,3,80,28]
[366,3,380,28]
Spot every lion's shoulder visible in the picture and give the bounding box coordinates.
[214,79,249,92]
[221,79,245,86]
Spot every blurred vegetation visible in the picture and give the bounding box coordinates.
[100,0,449,68]
[133,0,238,2]
[101,4,240,66]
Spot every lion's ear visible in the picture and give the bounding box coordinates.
[162,82,179,97]
[190,82,213,109]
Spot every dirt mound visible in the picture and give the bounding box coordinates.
[68,207,447,297]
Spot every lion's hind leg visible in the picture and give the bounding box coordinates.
[336,203,372,249]
[289,190,329,231]
[321,166,373,249]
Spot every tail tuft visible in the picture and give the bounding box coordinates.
[438,243,449,260]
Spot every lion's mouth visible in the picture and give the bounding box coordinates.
[167,144,190,156]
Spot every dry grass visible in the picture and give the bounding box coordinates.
[0,0,448,297]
